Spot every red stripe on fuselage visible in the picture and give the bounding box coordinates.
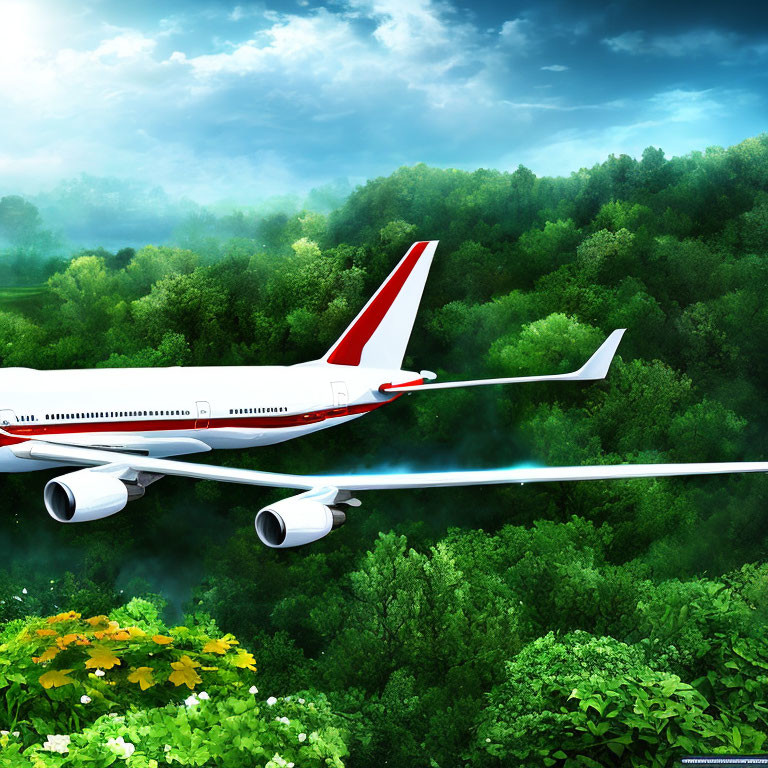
[327,241,430,366]
[0,398,399,447]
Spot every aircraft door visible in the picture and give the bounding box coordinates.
[0,409,17,427]
[330,381,348,415]
[195,401,210,430]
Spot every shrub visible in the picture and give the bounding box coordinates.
[0,599,257,738]
[0,691,347,767]
[473,631,766,766]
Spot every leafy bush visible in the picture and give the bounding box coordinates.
[0,599,257,738]
[0,600,349,766]
[0,691,347,767]
[695,635,768,733]
[473,631,766,766]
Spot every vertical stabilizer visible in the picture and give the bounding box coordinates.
[321,240,438,368]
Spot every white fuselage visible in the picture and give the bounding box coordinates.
[0,364,415,472]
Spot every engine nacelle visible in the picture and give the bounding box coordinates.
[255,496,347,548]
[44,468,128,523]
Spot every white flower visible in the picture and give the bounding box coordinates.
[184,694,199,707]
[80,695,91,704]
[106,736,135,759]
[298,733,307,743]
[0,731,7,736]
[21,588,27,594]
[94,669,105,677]
[298,698,305,704]
[278,716,290,725]
[12,596,21,602]
[164,744,172,752]
[12,732,19,738]
[485,737,491,743]
[288,763,295,767]
[249,685,259,694]
[267,696,277,706]
[42,734,70,754]
[197,691,209,700]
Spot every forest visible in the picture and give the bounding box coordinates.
[2,134,768,766]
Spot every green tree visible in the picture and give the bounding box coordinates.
[0,196,42,244]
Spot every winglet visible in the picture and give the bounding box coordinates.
[378,328,626,393]
[574,329,625,380]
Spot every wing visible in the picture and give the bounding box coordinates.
[12,440,768,490]
[380,329,626,393]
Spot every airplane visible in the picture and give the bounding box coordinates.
[1,240,767,548]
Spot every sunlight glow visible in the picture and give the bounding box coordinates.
[0,1,38,62]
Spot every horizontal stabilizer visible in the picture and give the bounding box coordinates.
[380,328,626,393]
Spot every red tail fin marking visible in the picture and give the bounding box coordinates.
[327,241,430,366]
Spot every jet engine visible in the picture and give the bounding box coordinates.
[43,467,162,523]
[255,488,357,548]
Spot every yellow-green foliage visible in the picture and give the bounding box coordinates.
[0,599,255,726]
[0,599,348,766]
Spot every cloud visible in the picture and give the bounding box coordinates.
[603,28,767,61]
[499,18,529,50]
[602,30,644,54]
[94,31,157,59]
[0,1,764,203]
[649,88,730,123]
[170,10,365,78]
[0,0,523,200]
[511,88,747,177]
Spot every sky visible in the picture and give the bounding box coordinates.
[0,0,766,204]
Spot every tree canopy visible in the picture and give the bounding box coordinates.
[3,134,768,765]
